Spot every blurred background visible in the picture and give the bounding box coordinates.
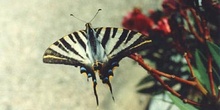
[0,0,162,110]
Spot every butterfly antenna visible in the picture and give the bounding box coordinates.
[70,14,87,23]
[89,9,102,23]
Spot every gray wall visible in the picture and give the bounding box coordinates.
[0,0,162,110]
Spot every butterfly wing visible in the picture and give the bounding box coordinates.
[95,27,151,61]
[92,27,151,105]
[43,30,92,67]
[43,27,151,67]
[43,26,151,106]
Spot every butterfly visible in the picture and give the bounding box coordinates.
[43,11,151,106]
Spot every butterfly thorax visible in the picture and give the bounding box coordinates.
[85,23,108,64]
[85,23,116,82]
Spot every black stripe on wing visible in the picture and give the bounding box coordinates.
[59,37,84,59]
[43,48,83,66]
[95,27,150,60]
[125,30,138,44]
[116,35,150,58]
[111,28,118,38]
[101,28,111,47]
[68,34,77,43]
[53,41,69,53]
[108,29,129,55]
[73,32,87,51]
[43,30,90,66]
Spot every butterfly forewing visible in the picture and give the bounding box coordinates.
[95,27,150,60]
[43,31,92,66]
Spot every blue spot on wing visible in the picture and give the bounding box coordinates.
[88,73,92,77]
[111,62,119,67]
[80,67,87,73]
[108,69,113,73]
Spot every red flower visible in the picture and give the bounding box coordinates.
[122,8,154,35]
[154,17,171,35]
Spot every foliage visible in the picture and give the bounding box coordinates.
[122,0,220,109]
[166,92,198,110]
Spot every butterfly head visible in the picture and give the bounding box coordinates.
[85,23,92,29]
[85,23,95,37]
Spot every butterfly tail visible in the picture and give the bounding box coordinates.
[93,79,99,106]
[106,81,115,102]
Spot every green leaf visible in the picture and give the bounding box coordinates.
[207,41,220,83]
[166,92,198,110]
[207,41,220,67]
[194,50,211,93]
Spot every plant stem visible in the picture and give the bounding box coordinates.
[180,9,204,43]
[207,55,216,96]
[129,53,207,106]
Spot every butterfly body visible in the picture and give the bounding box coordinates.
[43,22,151,105]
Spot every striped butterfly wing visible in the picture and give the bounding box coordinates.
[43,27,151,68]
[43,30,91,67]
[93,27,151,86]
[43,24,151,106]
[95,27,151,61]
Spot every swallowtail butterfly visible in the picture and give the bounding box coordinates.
[43,9,151,105]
